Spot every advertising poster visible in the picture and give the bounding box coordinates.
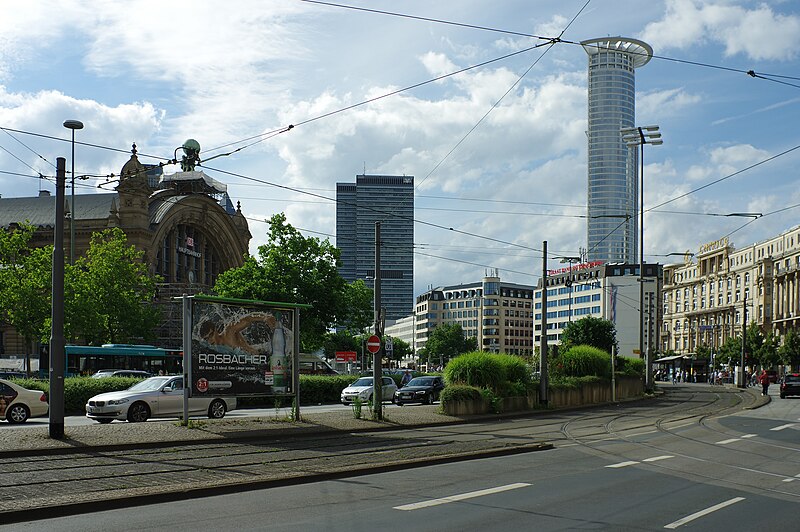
[190,298,295,397]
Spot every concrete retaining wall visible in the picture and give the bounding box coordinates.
[443,376,644,416]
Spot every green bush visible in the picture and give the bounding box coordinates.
[617,357,645,377]
[552,345,611,379]
[444,351,505,390]
[439,384,483,403]
[494,353,532,386]
[549,375,604,389]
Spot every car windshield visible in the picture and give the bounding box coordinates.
[351,378,373,387]
[785,375,800,383]
[407,378,433,386]
[128,376,172,392]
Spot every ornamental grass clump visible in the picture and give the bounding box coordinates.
[552,345,611,379]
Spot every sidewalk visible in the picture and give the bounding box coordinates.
[2,404,471,455]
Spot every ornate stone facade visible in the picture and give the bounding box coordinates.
[0,146,251,355]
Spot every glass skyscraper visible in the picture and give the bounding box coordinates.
[581,37,653,264]
[336,175,414,321]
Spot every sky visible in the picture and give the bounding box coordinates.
[1,0,800,298]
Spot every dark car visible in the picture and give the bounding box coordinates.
[394,376,445,405]
[780,373,800,399]
[766,370,779,384]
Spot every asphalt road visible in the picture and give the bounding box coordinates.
[4,385,798,531]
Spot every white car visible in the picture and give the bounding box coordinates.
[86,375,236,423]
[340,376,397,405]
[0,378,49,423]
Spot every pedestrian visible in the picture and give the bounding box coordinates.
[400,369,412,387]
[759,369,770,396]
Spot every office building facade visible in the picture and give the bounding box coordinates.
[414,272,535,357]
[535,261,662,358]
[336,175,414,321]
[582,37,653,264]
[662,226,800,357]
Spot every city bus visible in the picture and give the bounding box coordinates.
[64,344,182,377]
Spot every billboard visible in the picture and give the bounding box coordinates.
[190,298,295,397]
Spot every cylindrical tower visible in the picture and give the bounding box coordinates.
[581,37,653,264]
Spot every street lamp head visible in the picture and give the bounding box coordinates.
[63,120,84,130]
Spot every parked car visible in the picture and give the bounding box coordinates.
[340,376,397,405]
[85,375,236,423]
[298,354,339,375]
[0,378,49,423]
[91,369,152,379]
[394,376,445,405]
[0,371,27,380]
[780,373,800,399]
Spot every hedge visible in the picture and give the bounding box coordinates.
[8,373,419,414]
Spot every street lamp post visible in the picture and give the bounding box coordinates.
[63,120,84,265]
[621,125,663,392]
[559,256,581,325]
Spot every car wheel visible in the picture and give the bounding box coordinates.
[208,399,226,419]
[6,404,30,423]
[96,419,113,424]
[127,402,150,423]
[780,393,786,399]
[397,401,403,406]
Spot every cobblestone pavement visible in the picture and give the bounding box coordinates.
[0,405,551,523]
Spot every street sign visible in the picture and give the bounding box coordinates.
[385,336,393,355]
[335,350,358,362]
[366,334,381,354]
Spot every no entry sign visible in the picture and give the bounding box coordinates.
[366,334,381,354]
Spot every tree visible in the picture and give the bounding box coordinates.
[386,336,412,367]
[716,336,741,367]
[560,316,618,354]
[694,344,711,360]
[213,213,369,351]
[0,224,52,373]
[779,329,800,370]
[338,279,373,333]
[755,330,780,369]
[321,330,359,360]
[418,323,477,367]
[65,228,161,344]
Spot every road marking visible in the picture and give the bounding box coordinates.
[605,461,639,468]
[663,497,745,529]
[740,434,757,438]
[643,455,674,462]
[715,438,741,445]
[770,423,796,431]
[393,483,531,511]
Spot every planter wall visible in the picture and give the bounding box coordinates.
[442,375,644,415]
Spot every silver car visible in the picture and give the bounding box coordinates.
[86,376,236,423]
[340,376,397,405]
[0,378,49,423]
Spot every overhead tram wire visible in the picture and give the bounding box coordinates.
[302,0,798,91]
[647,143,800,212]
[201,162,544,254]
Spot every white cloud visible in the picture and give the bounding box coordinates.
[641,0,800,61]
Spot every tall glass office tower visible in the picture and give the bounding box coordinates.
[581,37,653,264]
[336,175,414,321]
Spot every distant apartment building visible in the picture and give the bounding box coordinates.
[336,175,414,321]
[662,226,800,356]
[414,272,535,357]
[582,37,654,264]
[535,261,662,358]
